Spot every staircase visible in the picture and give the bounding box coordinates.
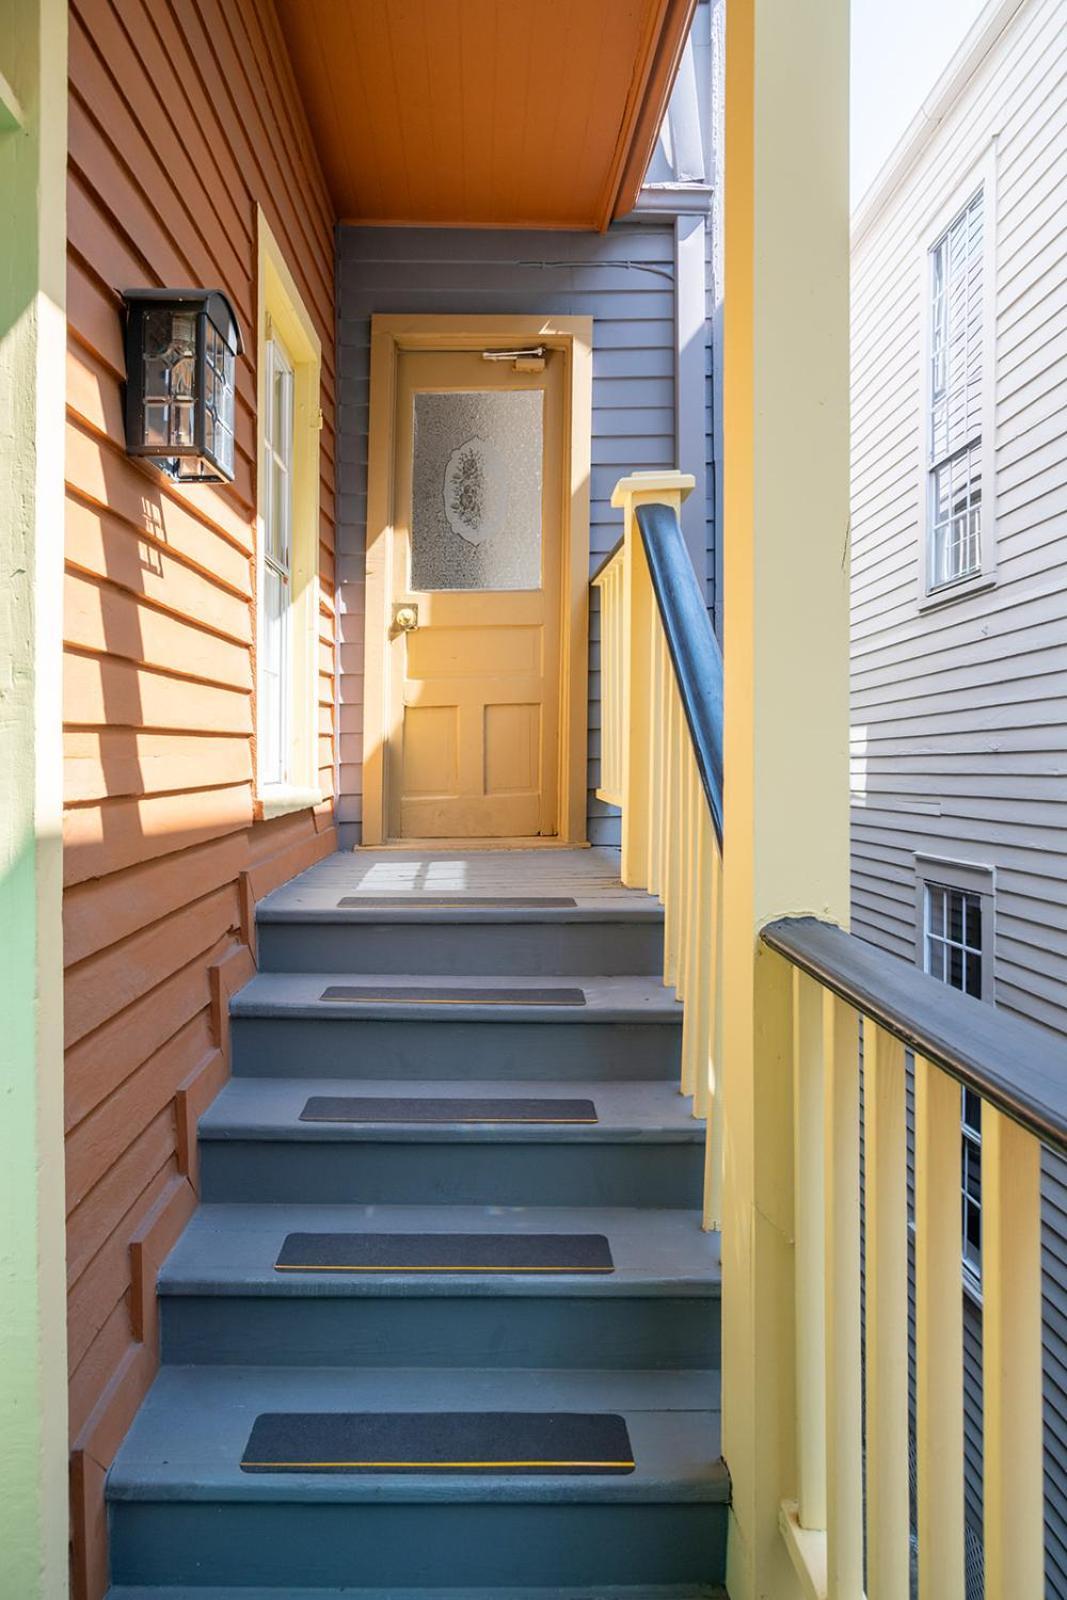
[105,848,729,1599]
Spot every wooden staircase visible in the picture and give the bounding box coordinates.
[104,847,728,1598]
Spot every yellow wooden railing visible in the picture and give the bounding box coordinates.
[594,473,725,1228]
[599,472,1053,1599]
[763,918,1050,1600]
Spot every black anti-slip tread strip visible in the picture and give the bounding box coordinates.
[299,1095,598,1125]
[240,1411,635,1475]
[274,1232,614,1274]
[336,896,578,909]
[319,985,587,1006]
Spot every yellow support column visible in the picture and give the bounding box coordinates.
[719,1,850,1597]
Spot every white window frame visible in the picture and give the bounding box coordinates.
[261,328,294,789]
[914,854,995,1300]
[255,208,323,818]
[915,146,997,610]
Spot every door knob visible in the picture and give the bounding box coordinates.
[393,603,419,633]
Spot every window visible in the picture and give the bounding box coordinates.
[255,208,323,817]
[261,330,294,787]
[918,150,996,607]
[927,190,984,591]
[918,864,994,1294]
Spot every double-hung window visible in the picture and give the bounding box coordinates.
[925,185,987,595]
[261,330,294,789]
[255,207,323,817]
[920,869,993,1292]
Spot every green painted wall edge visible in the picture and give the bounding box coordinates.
[0,1,70,1595]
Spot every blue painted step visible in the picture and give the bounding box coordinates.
[106,849,728,1594]
[107,1367,728,1590]
[198,1078,703,1208]
[256,900,666,977]
[107,1586,728,1598]
[230,973,683,1081]
[158,1203,721,1369]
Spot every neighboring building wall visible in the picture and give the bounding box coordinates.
[335,221,715,847]
[849,0,1067,1589]
[63,3,336,1593]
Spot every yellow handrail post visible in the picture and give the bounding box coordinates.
[610,472,694,889]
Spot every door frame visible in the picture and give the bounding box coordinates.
[362,313,593,846]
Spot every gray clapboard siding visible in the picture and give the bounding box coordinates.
[335,221,713,848]
[849,0,1067,1591]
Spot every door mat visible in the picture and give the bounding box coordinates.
[319,985,587,1006]
[299,1095,598,1125]
[240,1411,635,1474]
[274,1232,614,1274]
[336,896,578,909]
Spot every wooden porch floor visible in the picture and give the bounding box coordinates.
[263,845,654,913]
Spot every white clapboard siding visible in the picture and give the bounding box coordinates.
[849,1,1067,1592]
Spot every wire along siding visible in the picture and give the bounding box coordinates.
[334,222,714,848]
[848,0,1067,1590]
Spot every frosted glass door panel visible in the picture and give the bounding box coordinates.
[410,389,544,591]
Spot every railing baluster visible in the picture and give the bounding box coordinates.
[824,992,863,1596]
[647,611,664,894]
[864,1020,910,1600]
[703,833,724,1229]
[692,802,712,1121]
[663,682,681,991]
[794,972,828,1531]
[652,624,668,902]
[915,1054,965,1600]
[984,1106,1044,1600]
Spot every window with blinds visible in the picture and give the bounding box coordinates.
[927,188,984,591]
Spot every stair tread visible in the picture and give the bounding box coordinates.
[159,1203,722,1297]
[200,1078,702,1143]
[231,971,684,1023]
[107,1365,726,1504]
[108,1587,727,1598]
[259,847,662,918]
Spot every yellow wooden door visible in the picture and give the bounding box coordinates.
[385,348,563,840]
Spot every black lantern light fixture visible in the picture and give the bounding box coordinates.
[122,288,242,483]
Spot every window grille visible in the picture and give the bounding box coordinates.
[923,881,985,1290]
[927,190,984,590]
[261,334,294,787]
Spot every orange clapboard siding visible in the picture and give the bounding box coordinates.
[64,651,253,737]
[65,1109,177,1284]
[64,730,251,806]
[64,570,252,687]
[63,831,249,967]
[64,884,241,1047]
[64,784,255,886]
[64,6,337,1593]
[64,502,252,644]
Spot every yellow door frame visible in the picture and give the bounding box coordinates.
[362,314,593,847]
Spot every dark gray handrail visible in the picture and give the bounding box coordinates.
[634,502,724,846]
[763,916,1067,1154]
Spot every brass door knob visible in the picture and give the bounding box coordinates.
[393,603,419,632]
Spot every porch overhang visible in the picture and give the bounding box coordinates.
[274,0,697,231]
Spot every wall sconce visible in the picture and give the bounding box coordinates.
[122,288,242,483]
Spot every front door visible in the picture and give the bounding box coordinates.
[384,347,563,840]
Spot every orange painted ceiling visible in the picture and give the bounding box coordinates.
[275,0,696,230]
